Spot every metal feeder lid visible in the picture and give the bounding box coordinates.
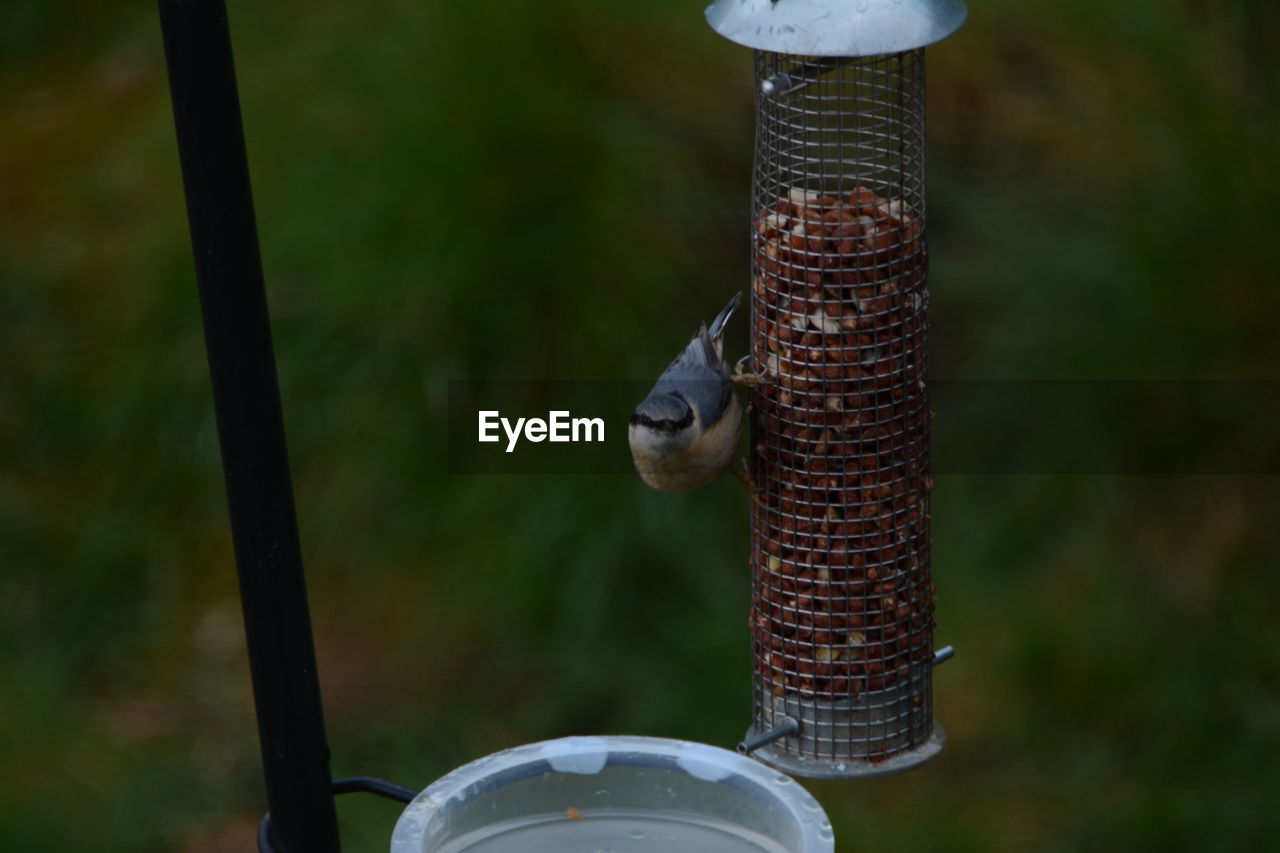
[706,0,968,57]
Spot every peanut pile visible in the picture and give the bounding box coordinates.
[750,186,935,702]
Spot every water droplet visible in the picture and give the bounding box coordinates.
[819,825,835,841]
[802,796,821,811]
[775,774,792,785]
[628,829,646,839]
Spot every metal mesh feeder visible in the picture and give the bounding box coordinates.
[708,0,965,779]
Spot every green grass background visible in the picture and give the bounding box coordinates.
[2,1,1278,850]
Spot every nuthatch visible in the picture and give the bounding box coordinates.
[628,293,747,492]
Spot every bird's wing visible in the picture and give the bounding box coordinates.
[652,325,733,426]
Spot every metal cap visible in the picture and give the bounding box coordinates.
[706,0,967,57]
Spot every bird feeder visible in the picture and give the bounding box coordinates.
[707,0,966,777]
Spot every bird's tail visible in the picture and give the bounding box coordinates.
[708,291,742,345]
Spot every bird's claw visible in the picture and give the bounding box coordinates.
[732,458,765,507]
[731,355,772,388]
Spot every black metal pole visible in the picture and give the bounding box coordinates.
[157,2,341,851]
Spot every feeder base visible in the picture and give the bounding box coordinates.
[744,724,945,780]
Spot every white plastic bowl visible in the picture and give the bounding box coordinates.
[390,735,835,853]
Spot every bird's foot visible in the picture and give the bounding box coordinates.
[731,458,765,507]
[731,355,772,388]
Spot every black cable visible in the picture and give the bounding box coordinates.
[332,776,419,804]
[258,777,421,852]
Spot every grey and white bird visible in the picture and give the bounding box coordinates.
[628,293,745,492]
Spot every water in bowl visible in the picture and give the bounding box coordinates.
[437,808,791,853]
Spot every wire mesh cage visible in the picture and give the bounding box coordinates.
[742,47,939,778]
[704,0,968,772]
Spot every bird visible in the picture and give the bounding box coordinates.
[628,293,747,492]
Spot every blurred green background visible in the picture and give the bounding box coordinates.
[3,0,1279,850]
